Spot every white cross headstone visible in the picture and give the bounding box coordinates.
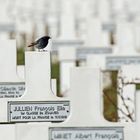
[0,51,70,123]
[78,9,112,60]
[16,67,135,140]
[59,0,76,40]
[0,40,25,98]
[117,65,140,122]
[0,124,15,140]
[52,0,83,52]
[134,22,140,52]
[0,1,14,40]
[86,54,111,89]
[86,54,140,71]
[98,0,111,23]
[115,22,137,54]
[58,47,76,96]
[17,65,57,95]
[85,18,110,47]
[75,0,90,39]
[86,54,140,123]
[79,17,111,66]
[17,65,25,81]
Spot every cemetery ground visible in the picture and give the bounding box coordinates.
[16,49,127,122]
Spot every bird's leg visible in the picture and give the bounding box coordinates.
[43,49,48,52]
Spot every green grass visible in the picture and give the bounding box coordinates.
[136,84,140,90]
[103,71,118,122]
[51,62,60,96]
[17,48,25,65]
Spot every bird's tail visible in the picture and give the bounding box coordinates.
[27,42,37,47]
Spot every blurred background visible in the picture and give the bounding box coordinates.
[1,0,140,47]
[0,0,140,122]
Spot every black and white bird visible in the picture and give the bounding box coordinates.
[28,36,51,51]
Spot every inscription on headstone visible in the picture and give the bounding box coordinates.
[102,23,116,32]
[49,127,123,140]
[0,24,15,32]
[77,48,112,60]
[0,82,25,98]
[106,56,140,70]
[8,101,70,122]
[52,40,83,51]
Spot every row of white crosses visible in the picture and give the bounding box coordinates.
[1,40,140,139]
[0,40,24,98]
[0,40,58,121]
[48,0,138,97]
[86,19,140,123]
[53,0,140,129]
[15,67,140,140]
[15,68,131,140]
[14,0,48,47]
[55,1,112,95]
[1,0,140,41]
[56,21,140,138]
[0,1,15,39]
[58,16,140,93]
[1,0,112,45]
[0,40,56,98]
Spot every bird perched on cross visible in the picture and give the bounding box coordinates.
[28,36,51,51]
